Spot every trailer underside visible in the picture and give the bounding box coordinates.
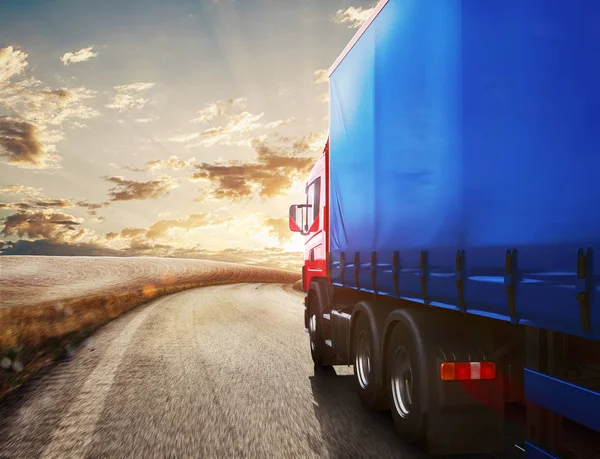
[304,279,600,457]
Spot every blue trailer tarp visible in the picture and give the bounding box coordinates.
[328,0,600,339]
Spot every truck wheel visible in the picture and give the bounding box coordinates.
[353,313,386,410]
[386,322,425,443]
[308,295,326,367]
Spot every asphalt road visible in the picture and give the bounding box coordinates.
[0,283,429,459]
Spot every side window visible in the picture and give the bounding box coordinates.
[306,177,321,229]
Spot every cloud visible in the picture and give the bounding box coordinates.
[183,112,294,149]
[60,46,99,66]
[104,175,178,201]
[195,111,264,145]
[192,133,324,200]
[190,97,247,124]
[0,46,28,83]
[0,184,40,195]
[0,198,72,211]
[168,132,200,143]
[0,46,100,168]
[0,185,109,215]
[2,85,99,126]
[1,210,82,240]
[174,96,295,149]
[109,163,147,172]
[135,117,158,123]
[147,155,195,171]
[313,69,329,84]
[0,239,121,257]
[114,82,155,92]
[263,118,295,129]
[111,155,195,172]
[0,209,302,270]
[264,217,292,243]
[0,118,50,168]
[333,5,376,28]
[105,227,148,241]
[76,200,110,215]
[105,213,230,241]
[106,82,155,112]
[146,213,230,239]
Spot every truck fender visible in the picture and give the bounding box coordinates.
[382,309,431,413]
[350,301,385,388]
[306,278,330,328]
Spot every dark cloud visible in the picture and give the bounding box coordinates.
[0,117,46,167]
[0,207,302,270]
[192,134,321,200]
[0,199,76,211]
[76,200,110,216]
[1,210,81,240]
[264,217,292,243]
[104,176,177,201]
[0,192,108,215]
[0,239,120,257]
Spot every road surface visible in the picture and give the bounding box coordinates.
[0,283,427,459]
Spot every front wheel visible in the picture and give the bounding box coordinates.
[386,322,426,443]
[308,296,326,367]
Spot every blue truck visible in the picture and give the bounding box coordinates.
[289,0,600,456]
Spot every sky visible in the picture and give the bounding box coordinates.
[0,0,377,271]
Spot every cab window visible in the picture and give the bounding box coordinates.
[306,177,321,229]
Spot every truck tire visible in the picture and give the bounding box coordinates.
[386,322,425,444]
[353,313,387,410]
[308,295,326,368]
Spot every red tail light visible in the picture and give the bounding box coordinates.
[440,361,496,381]
[455,362,471,380]
[480,362,496,380]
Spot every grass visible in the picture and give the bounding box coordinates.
[0,270,300,401]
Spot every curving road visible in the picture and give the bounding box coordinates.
[0,283,428,459]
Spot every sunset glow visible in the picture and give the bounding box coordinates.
[0,0,376,270]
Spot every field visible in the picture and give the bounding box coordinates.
[0,256,300,398]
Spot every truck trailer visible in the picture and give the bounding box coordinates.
[289,0,600,456]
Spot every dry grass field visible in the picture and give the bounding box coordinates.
[0,256,300,398]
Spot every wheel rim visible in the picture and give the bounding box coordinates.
[391,347,414,418]
[309,314,317,352]
[356,331,371,389]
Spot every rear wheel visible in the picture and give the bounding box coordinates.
[386,322,426,443]
[353,313,386,410]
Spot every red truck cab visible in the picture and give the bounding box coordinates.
[289,140,329,291]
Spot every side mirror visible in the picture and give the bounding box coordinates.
[289,205,302,232]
